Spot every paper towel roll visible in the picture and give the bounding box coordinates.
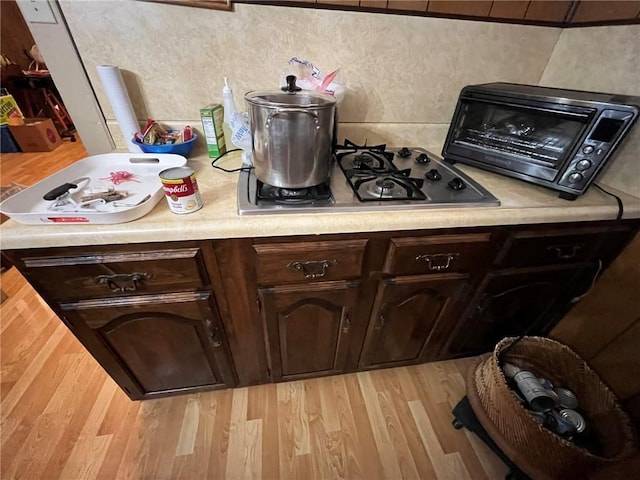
[96,65,141,153]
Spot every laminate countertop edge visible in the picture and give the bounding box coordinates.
[2,151,639,250]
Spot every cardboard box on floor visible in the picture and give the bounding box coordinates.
[8,118,62,152]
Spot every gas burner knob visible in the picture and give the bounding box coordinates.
[425,169,442,181]
[416,153,430,164]
[397,147,412,158]
[448,177,467,191]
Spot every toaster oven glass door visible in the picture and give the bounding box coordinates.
[450,99,592,174]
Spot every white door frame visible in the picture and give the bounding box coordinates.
[16,0,114,155]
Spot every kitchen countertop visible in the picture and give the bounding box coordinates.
[2,150,639,250]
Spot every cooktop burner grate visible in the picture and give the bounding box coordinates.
[237,140,500,214]
[256,179,332,206]
[338,143,430,201]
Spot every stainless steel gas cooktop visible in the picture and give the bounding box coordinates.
[237,141,500,215]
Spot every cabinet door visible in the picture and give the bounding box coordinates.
[259,281,359,381]
[61,291,236,398]
[445,265,591,358]
[359,273,469,369]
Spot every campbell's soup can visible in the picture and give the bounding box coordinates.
[159,166,203,214]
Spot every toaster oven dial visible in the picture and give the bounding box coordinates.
[576,159,592,171]
[568,172,584,184]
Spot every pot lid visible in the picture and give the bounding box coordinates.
[245,75,337,108]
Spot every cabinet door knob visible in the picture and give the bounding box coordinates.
[342,312,352,334]
[287,259,337,279]
[415,253,459,271]
[205,319,222,348]
[375,306,387,330]
[95,272,150,293]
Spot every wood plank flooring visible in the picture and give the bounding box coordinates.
[1,138,88,187]
[1,136,509,479]
[0,267,510,479]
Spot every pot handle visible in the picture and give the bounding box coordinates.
[265,108,320,130]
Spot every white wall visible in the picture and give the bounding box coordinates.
[17,0,113,155]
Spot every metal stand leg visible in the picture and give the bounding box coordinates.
[452,396,531,480]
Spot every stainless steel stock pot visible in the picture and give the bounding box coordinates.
[245,75,337,189]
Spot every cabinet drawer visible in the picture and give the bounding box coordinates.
[253,239,367,285]
[383,233,492,276]
[496,227,608,268]
[18,245,210,300]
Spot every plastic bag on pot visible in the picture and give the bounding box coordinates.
[281,57,345,103]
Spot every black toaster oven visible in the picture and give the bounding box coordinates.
[442,83,640,200]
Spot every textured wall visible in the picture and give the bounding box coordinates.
[59,1,559,147]
[540,25,640,198]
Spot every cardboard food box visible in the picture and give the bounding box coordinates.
[0,93,24,125]
[8,118,62,152]
[199,104,226,158]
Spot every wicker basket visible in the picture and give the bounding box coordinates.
[466,336,638,479]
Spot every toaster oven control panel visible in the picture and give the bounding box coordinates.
[558,109,635,191]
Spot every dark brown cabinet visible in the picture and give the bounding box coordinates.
[287,1,640,26]
[148,0,639,26]
[359,273,469,369]
[61,291,236,398]
[7,241,237,400]
[440,223,638,358]
[569,1,640,24]
[360,232,491,369]
[259,280,360,381]
[252,238,368,381]
[16,243,211,300]
[253,239,367,285]
[382,233,492,276]
[4,220,637,397]
[444,265,591,358]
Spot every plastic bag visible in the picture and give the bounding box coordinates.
[281,57,345,103]
[229,111,253,165]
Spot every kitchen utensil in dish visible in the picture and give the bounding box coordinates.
[0,153,186,224]
[42,177,90,201]
[245,75,337,189]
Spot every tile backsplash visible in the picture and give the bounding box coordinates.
[60,2,638,197]
[541,25,640,197]
[60,1,558,141]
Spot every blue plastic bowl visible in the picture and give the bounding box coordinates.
[132,132,197,157]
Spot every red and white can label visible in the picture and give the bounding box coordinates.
[159,167,203,214]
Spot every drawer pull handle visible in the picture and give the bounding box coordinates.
[287,259,337,279]
[95,272,150,293]
[415,253,459,271]
[547,244,583,260]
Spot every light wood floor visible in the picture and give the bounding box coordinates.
[1,137,88,187]
[0,266,509,479]
[1,136,509,479]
